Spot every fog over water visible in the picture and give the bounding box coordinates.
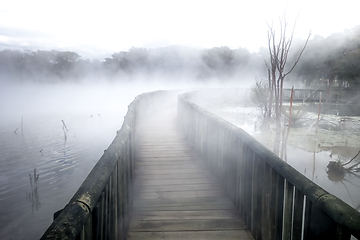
[1,1,359,238]
[1,79,360,239]
[0,81,131,239]
[0,78,243,240]
[191,90,360,212]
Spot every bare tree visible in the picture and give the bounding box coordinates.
[265,15,311,155]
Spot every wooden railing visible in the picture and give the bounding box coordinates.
[178,91,360,240]
[40,90,176,240]
[282,88,360,103]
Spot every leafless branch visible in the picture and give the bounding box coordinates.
[284,31,312,77]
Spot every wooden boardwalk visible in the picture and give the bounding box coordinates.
[126,111,253,240]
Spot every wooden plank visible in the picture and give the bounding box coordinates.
[137,136,178,139]
[136,146,189,151]
[134,172,212,180]
[133,203,238,211]
[135,164,204,170]
[136,151,197,158]
[135,139,186,143]
[127,107,253,240]
[135,168,209,175]
[134,178,215,186]
[127,230,254,240]
[131,210,242,220]
[133,183,222,193]
[136,139,187,144]
[135,160,201,166]
[135,156,200,161]
[133,189,225,200]
[129,219,248,232]
[136,149,196,154]
[133,196,233,208]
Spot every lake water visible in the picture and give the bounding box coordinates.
[0,81,174,240]
[0,80,225,240]
[3,84,358,239]
[209,102,360,212]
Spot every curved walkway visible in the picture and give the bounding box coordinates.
[126,110,253,240]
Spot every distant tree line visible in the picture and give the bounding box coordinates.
[0,46,265,83]
[287,25,360,87]
[0,25,359,86]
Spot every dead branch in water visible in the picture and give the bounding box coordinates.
[303,86,322,103]
[348,160,360,171]
[327,150,360,182]
[62,120,68,142]
[61,120,68,131]
[315,92,322,142]
[342,150,360,167]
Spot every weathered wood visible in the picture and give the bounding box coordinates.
[129,219,248,232]
[136,146,189,151]
[131,210,242,220]
[133,196,234,208]
[128,107,253,240]
[135,156,198,161]
[127,230,254,240]
[134,177,217,186]
[136,151,197,158]
[133,203,238,211]
[292,188,305,240]
[134,142,187,147]
[134,171,212,180]
[135,160,201,166]
[135,168,209,175]
[133,183,222,193]
[283,180,294,240]
[133,189,225,200]
[135,164,204,170]
[178,91,360,240]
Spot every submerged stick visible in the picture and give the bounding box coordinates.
[312,92,322,181]
[303,86,321,103]
[342,150,360,167]
[315,92,322,142]
[61,120,68,131]
[285,87,294,142]
[34,168,39,189]
[282,87,294,161]
[61,120,68,142]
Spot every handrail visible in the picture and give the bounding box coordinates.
[178,91,360,240]
[40,90,173,240]
[282,88,360,104]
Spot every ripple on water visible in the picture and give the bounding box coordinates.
[0,112,121,240]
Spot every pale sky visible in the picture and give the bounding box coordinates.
[0,0,358,59]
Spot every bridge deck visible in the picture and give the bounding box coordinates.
[126,111,253,240]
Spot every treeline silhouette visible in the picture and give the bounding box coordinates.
[288,25,360,87]
[0,26,359,85]
[0,46,265,83]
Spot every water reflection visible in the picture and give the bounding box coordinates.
[208,102,360,212]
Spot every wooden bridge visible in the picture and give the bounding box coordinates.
[128,105,253,239]
[41,90,360,240]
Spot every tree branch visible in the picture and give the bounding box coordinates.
[284,31,312,77]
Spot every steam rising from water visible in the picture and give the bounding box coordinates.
[0,77,256,239]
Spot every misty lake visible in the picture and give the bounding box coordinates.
[0,81,175,240]
[193,91,360,214]
[2,83,359,239]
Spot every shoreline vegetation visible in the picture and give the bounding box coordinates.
[0,25,359,87]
